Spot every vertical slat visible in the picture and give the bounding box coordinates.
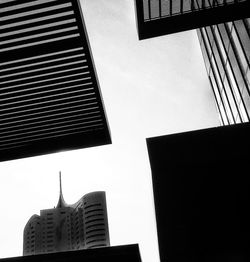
[202,0,205,8]
[201,27,231,124]
[159,0,162,17]
[223,22,250,120]
[148,0,152,20]
[205,26,237,124]
[212,24,244,122]
[190,0,195,10]
[180,0,183,13]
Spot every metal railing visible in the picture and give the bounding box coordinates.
[143,0,246,21]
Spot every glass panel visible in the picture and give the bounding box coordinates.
[212,91,225,125]
[206,25,214,42]
[204,0,212,8]
[220,90,234,124]
[227,41,250,121]
[143,0,150,20]
[210,53,234,123]
[203,27,214,61]
[227,22,233,32]
[150,0,160,19]
[210,74,229,124]
[200,41,211,73]
[210,27,226,80]
[218,24,230,55]
[231,24,248,74]
[197,29,202,43]
[233,20,250,67]
[216,0,225,5]
[244,18,250,34]
[195,0,213,9]
[209,0,218,7]
[241,84,250,119]
[183,0,191,12]
[193,0,201,9]
[246,66,250,87]
[217,107,225,125]
[211,53,223,92]
[214,26,227,66]
[161,0,171,16]
[239,97,249,122]
[210,69,220,100]
[198,30,211,73]
[201,28,212,73]
[228,44,246,97]
[235,114,242,124]
[222,76,240,122]
[172,0,181,14]
[225,60,242,106]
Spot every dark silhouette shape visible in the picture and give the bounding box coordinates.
[1,245,142,262]
[147,123,250,262]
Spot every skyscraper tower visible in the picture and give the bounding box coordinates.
[23,173,110,255]
[197,18,250,125]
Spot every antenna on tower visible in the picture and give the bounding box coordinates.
[56,171,67,208]
[59,171,62,195]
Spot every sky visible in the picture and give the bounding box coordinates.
[0,1,220,262]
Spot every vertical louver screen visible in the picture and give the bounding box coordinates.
[0,0,111,162]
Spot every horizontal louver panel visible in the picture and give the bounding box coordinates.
[0,0,111,161]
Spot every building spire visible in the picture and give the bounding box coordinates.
[59,171,62,195]
[56,171,67,208]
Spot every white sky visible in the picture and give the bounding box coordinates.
[0,1,220,262]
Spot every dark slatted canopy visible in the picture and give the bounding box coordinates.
[135,0,250,39]
[0,0,111,162]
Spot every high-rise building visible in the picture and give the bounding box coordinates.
[197,19,250,125]
[23,174,110,255]
[0,0,111,162]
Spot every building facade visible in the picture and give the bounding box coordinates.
[0,0,111,162]
[197,18,250,125]
[23,175,110,255]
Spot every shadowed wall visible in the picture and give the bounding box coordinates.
[147,123,250,262]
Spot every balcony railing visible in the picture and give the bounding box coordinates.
[135,0,250,39]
